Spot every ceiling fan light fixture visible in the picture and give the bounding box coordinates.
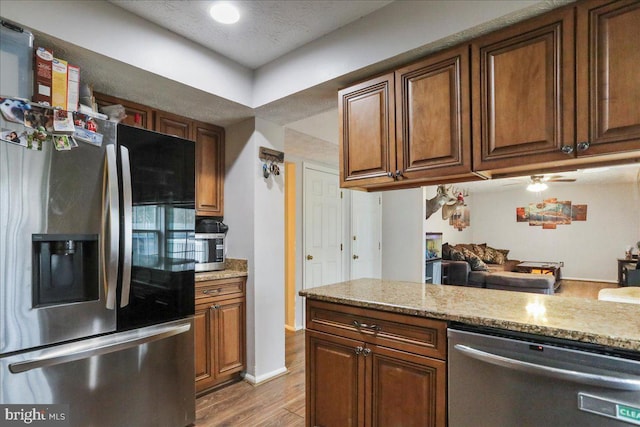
[209,2,240,24]
[527,182,548,192]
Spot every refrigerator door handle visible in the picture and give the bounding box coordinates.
[454,344,640,391]
[120,145,133,308]
[8,322,191,374]
[102,144,119,310]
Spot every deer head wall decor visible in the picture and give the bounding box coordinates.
[425,185,465,220]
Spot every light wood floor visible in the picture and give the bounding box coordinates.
[195,329,305,426]
[554,279,619,299]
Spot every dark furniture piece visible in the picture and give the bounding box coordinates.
[444,261,556,294]
[618,257,639,286]
[516,262,562,283]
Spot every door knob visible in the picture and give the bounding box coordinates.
[306,255,313,260]
[352,254,359,260]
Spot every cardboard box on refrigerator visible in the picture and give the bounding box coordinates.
[32,46,53,105]
[51,58,68,109]
[67,64,80,112]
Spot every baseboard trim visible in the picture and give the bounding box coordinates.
[560,277,617,283]
[243,366,288,386]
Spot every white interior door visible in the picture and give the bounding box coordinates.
[350,191,382,279]
[303,165,342,290]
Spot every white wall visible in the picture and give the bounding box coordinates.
[381,188,424,282]
[0,0,253,106]
[253,1,543,106]
[3,0,548,109]
[224,118,286,384]
[424,182,640,282]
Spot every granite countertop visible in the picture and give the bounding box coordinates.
[299,278,640,352]
[195,258,248,282]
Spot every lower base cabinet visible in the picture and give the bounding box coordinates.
[195,277,246,395]
[305,300,447,427]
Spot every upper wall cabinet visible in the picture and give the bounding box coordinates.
[339,45,478,190]
[339,73,396,188]
[395,44,474,182]
[576,0,640,157]
[94,92,154,130]
[156,110,193,140]
[194,123,225,217]
[471,7,576,172]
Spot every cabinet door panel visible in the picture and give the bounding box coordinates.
[94,92,154,130]
[395,44,472,179]
[339,73,395,187]
[577,0,640,155]
[156,111,192,140]
[306,330,364,427]
[472,7,575,171]
[367,345,446,427]
[215,298,245,376]
[195,123,225,216]
[194,302,215,392]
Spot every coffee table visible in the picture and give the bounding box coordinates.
[516,261,562,284]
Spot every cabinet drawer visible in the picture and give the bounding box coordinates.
[196,277,245,301]
[306,300,446,360]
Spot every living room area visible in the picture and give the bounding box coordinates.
[381,163,640,301]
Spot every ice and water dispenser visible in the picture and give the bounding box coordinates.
[32,234,99,306]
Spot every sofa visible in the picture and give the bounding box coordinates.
[442,243,556,294]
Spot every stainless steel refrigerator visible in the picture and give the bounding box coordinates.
[0,119,196,427]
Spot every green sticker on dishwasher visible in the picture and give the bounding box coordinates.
[618,404,640,424]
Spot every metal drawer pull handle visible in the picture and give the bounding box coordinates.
[210,304,220,310]
[352,320,382,332]
[203,288,222,295]
[354,346,363,355]
[362,348,372,357]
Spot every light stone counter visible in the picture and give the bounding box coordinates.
[195,258,248,282]
[299,278,640,352]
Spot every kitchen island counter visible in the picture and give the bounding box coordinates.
[299,278,640,352]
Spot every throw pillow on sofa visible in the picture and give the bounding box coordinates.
[483,246,506,265]
[462,248,489,271]
[450,247,466,261]
[471,244,486,259]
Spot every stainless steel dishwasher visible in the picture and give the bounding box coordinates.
[448,326,640,426]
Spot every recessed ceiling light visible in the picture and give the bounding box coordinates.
[209,2,240,25]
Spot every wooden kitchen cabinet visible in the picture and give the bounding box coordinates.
[156,112,226,217]
[395,44,475,183]
[305,300,447,427]
[339,45,479,190]
[194,123,225,217]
[155,110,193,140]
[576,0,640,157]
[471,6,576,172]
[195,277,246,395]
[94,92,154,130]
[339,73,396,188]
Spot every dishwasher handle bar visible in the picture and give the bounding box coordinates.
[454,343,640,391]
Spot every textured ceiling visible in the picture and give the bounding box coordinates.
[108,0,393,69]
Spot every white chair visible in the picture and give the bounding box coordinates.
[598,287,640,304]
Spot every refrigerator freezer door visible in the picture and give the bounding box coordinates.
[0,318,195,427]
[0,119,117,354]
